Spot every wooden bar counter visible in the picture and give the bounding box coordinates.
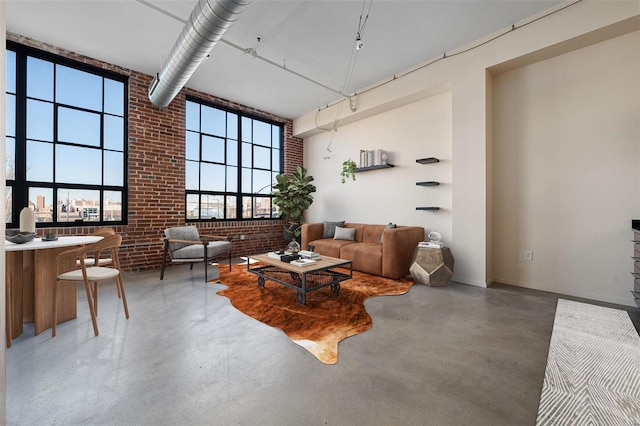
[5,235,102,342]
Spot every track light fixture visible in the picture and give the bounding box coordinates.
[355,33,363,50]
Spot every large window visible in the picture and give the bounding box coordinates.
[5,43,127,227]
[185,97,282,220]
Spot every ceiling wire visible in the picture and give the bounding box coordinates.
[136,0,345,98]
[316,0,583,114]
[136,0,583,129]
[254,1,309,50]
[343,0,372,95]
[355,0,372,49]
[136,0,186,23]
[322,0,373,158]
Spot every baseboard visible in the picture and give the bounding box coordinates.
[490,276,636,308]
[452,275,488,288]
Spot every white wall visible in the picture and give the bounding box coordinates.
[1,0,8,418]
[492,30,640,306]
[296,1,640,292]
[304,92,452,244]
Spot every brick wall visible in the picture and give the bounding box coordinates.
[7,33,304,272]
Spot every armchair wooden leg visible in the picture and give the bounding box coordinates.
[160,240,169,280]
[228,250,232,271]
[204,255,208,282]
[203,241,209,282]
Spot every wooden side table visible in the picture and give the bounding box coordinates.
[410,246,454,286]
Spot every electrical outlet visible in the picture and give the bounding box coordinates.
[524,250,533,261]
[239,235,246,240]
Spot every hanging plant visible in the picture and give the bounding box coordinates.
[340,159,357,184]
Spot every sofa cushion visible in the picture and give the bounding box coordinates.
[165,226,200,251]
[334,226,356,241]
[345,224,365,242]
[172,241,232,260]
[362,224,387,244]
[340,242,382,276]
[322,221,345,238]
[381,223,397,242]
[309,238,355,258]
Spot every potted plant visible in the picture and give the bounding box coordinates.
[340,159,357,184]
[272,166,316,241]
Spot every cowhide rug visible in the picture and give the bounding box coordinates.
[213,263,414,364]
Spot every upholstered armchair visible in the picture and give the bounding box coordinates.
[160,226,233,282]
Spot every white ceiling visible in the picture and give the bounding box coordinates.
[6,0,562,119]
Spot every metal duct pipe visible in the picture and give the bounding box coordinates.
[148,0,251,108]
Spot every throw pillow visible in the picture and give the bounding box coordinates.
[334,226,356,241]
[381,222,397,243]
[323,221,345,238]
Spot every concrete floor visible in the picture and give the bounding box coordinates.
[6,260,640,426]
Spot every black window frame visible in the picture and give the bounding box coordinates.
[185,95,283,222]
[5,41,128,228]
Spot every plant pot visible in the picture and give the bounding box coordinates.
[284,224,300,243]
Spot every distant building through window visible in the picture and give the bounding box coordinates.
[185,97,283,221]
[5,42,127,227]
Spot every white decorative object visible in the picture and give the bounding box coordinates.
[374,149,387,165]
[418,231,443,248]
[267,251,285,260]
[291,258,317,267]
[19,207,36,233]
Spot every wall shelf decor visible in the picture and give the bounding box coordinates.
[416,157,440,210]
[416,157,439,164]
[359,149,389,168]
[355,163,394,172]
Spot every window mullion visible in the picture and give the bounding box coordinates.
[184,96,282,222]
[235,112,243,219]
[13,50,28,219]
[7,42,127,227]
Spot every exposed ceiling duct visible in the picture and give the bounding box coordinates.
[148,0,251,108]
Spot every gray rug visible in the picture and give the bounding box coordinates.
[536,299,640,425]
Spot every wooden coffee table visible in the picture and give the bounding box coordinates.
[248,253,353,304]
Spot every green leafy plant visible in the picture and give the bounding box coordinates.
[272,166,316,238]
[340,159,357,184]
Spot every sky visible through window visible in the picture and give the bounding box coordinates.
[5,48,126,225]
[6,46,283,224]
[185,99,282,220]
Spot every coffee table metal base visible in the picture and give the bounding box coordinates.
[248,258,352,305]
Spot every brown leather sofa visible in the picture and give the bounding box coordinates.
[301,222,425,279]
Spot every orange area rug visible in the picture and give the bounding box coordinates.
[213,263,414,364]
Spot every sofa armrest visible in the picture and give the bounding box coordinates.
[301,223,324,250]
[382,226,425,279]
